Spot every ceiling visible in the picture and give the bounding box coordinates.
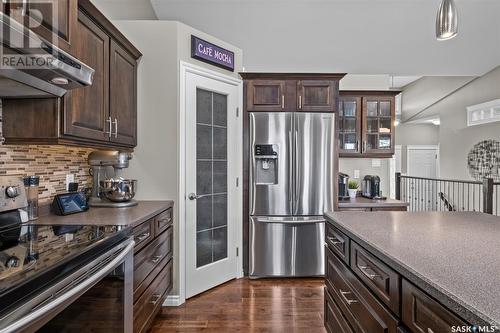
[148,0,500,76]
[90,0,157,20]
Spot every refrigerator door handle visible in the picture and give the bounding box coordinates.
[256,218,325,224]
[295,128,300,209]
[288,130,293,207]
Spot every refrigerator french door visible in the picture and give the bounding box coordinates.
[249,112,335,278]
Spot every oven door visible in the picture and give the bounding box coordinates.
[0,239,134,333]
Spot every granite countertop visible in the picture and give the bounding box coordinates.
[338,197,409,209]
[33,200,174,228]
[325,211,500,327]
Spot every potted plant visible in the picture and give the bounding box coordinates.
[348,180,358,199]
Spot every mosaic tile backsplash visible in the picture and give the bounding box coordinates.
[0,145,94,205]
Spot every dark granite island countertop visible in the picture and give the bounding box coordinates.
[33,200,174,228]
[325,211,500,327]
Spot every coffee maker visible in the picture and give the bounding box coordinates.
[88,151,138,208]
[362,175,385,199]
[338,173,350,200]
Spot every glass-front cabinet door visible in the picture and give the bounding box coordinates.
[362,96,395,155]
[338,96,362,155]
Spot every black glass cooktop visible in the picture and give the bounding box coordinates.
[0,222,130,313]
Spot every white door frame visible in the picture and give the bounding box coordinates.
[406,145,440,178]
[177,61,243,306]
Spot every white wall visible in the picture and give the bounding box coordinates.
[114,20,243,296]
[395,123,440,174]
[418,66,500,180]
[339,158,391,197]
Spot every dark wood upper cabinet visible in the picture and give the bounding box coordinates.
[1,0,141,149]
[362,95,395,156]
[338,95,362,155]
[339,91,399,158]
[246,80,286,111]
[109,40,137,146]
[297,80,336,112]
[241,73,345,113]
[28,0,77,53]
[63,11,109,142]
[2,0,77,53]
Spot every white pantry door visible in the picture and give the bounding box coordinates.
[185,71,239,298]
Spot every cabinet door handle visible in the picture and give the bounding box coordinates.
[359,265,380,280]
[363,141,367,152]
[339,290,358,305]
[22,0,28,16]
[298,95,302,109]
[357,140,361,153]
[281,95,285,109]
[113,118,118,138]
[135,232,150,242]
[150,294,162,305]
[151,254,163,264]
[105,117,112,137]
[327,236,342,246]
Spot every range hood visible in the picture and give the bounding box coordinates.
[0,12,94,98]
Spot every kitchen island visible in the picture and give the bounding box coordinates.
[324,211,500,333]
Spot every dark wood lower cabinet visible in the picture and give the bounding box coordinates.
[325,246,398,333]
[324,287,356,333]
[402,280,468,333]
[324,223,471,333]
[132,208,174,333]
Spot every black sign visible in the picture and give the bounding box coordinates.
[191,35,235,72]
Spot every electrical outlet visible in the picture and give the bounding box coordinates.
[354,170,360,179]
[66,174,75,191]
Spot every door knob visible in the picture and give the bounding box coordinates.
[188,193,210,200]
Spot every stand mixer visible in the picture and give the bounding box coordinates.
[88,151,138,208]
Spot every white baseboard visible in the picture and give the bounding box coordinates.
[163,295,182,307]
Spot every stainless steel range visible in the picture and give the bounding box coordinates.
[249,112,336,278]
[0,177,134,332]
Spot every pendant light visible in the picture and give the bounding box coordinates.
[436,0,458,40]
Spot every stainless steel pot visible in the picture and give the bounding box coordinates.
[100,178,137,202]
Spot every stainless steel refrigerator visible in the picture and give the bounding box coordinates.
[249,112,335,278]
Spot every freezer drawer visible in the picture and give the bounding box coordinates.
[249,216,325,278]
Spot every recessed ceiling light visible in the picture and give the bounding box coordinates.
[436,0,458,41]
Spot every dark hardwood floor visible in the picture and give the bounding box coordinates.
[150,278,327,332]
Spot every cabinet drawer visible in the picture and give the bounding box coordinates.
[325,287,355,333]
[402,280,468,333]
[134,227,173,292]
[155,208,173,236]
[350,242,400,315]
[132,218,155,253]
[133,259,173,333]
[326,223,350,264]
[325,246,398,333]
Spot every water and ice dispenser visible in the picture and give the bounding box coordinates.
[254,144,278,185]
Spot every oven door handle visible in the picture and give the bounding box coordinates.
[0,240,135,333]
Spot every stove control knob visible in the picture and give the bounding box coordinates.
[5,186,19,198]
